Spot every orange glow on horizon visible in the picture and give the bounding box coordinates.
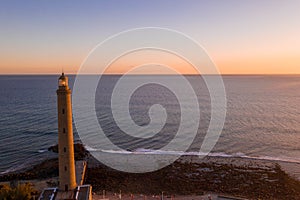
[103,50,198,75]
[1,50,299,75]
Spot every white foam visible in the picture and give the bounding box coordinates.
[38,149,47,153]
[85,147,300,164]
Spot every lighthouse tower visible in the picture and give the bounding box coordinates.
[57,73,76,191]
[38,73,92,199]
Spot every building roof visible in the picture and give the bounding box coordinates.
[39,185,92,200]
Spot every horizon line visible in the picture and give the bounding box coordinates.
[1,73,300,76]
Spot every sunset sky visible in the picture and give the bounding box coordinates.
[0,0,300,74]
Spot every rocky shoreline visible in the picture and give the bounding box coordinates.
[85,158,300,200]
[1,144,300,200]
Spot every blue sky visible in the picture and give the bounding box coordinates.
[1,0,300,74]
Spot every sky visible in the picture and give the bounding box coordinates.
[0,0,300,74]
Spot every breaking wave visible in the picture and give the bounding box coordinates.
[85,147,300,164]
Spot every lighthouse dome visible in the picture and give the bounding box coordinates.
[58,73,68,87]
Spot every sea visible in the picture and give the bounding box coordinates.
[0,75,299,177]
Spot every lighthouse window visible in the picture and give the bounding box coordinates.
[65,166,67,171]
[62,109,65,114]
[64,147,66,152]
[63,128,65,133]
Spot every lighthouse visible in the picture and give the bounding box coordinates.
[56,73,77,191]
[38,73,92,199]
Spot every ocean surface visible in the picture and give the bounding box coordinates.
[0,75,300,176]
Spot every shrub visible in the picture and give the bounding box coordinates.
[0,182,36,200]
